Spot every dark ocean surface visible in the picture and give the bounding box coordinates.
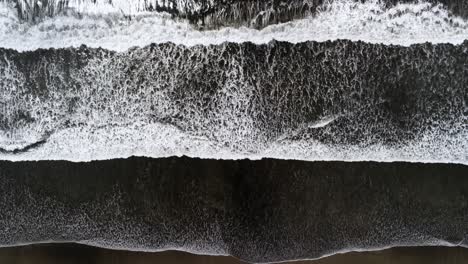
[0,157,467,263]
[1,41,466,162]
[1,1,467,263]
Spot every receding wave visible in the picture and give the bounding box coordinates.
[0,157,467,262]
[0,41,466,163]
[1,0,468,51]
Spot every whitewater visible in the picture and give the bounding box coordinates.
[1,39,466,163]
[0,0,467,163]
[0,0,468,51]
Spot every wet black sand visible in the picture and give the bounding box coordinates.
[1,243,468,264]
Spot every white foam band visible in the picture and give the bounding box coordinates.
[0,0,467,163]
[1,123,466,163]
[1,0,468,51]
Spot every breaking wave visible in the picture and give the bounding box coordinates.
[0,41,466,163]
[1,0,468,51]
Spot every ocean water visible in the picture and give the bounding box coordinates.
[1,1,468,51]
[0,157,467,262]
[0,2,467,262]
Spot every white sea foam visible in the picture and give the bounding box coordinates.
[0,0,467,163]
[1,0,468,51]
[13,0,200,18]
[0,122,466,164]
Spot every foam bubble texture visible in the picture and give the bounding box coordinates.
[0,41,466,163]
[1,0,468,51]
[0,158,467,262]
[7,0,468,25]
